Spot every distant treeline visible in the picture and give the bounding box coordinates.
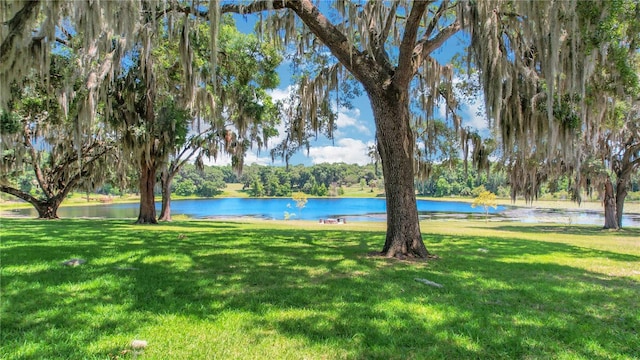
[173,163,383,197]
[111,162,640,200]
[10,161,638,200]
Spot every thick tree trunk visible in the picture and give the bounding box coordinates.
[34,200,62,219]
[137,160,158,224]
[615,173,630,229]
[158,171,173,221]
[603,178,618,230]
[0,185,62,219]
[369,89,429,259]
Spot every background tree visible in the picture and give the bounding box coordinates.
[0,53,114,218]
[3,1,627,256]
[158,17,282,221]
[464,0,639,227]
[471,186,498,222]
[172,164,226,197]
[292,192,308,218]
[595,100,640,229]
[576,0,640,229]
[111,68,189,224]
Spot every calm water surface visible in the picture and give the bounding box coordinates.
[13,198,499,220]
[9,197,640,226]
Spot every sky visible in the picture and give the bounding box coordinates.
[206,10,488,168]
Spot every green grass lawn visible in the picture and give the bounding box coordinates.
[1,218,638,359]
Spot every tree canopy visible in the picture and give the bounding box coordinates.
[2,0,637,253]
[0,50,114,218]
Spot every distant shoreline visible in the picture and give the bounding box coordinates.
[3,198,640,228]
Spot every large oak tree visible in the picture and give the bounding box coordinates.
[218,0,601,258]
[2,0,625,257]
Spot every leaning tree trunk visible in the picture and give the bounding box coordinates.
[1,185,63,219]
[137,159,158,224]
[369,89,429,259]
[603,178,618,230]
[615,173,629,229]
[158,171,174,221]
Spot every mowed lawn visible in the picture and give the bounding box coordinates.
[1,218,638,359]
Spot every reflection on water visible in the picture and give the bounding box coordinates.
[498,207,640,227]
[6,197,640,227]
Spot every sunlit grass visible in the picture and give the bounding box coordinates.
[1,218,638,359]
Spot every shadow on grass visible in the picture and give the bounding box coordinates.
[1,218,638,359]
[487,223,640,238]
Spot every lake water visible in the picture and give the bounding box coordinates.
[12,198,500,220]
[8,197,640,226]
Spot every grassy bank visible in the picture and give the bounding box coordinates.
[1,219,638,359]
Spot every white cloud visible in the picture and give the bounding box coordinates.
[202,149,282,167]
[454,75,489,132]
[268,85,295,102]
[308,138,374,165]
[202,152,232,166]
[270,86,373,135]
[461,98,489,131]
[335,106,371,136]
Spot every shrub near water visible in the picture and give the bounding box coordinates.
[1,219,638,359]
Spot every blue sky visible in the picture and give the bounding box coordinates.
[206,11,488,167]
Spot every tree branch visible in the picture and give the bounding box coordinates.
[61,143,114,199]
[22,121,53,199]
[171,146,199,177]
[168,125,216,175]
[437,83,459,115]
[288,0,378,83]
[50,141,101,176]
[55,36,70,47]
[395,1,429,87]
[423,0,449,40]
[369,2,397,74]
[221,0,289,15]
[0,0,40,66]
[380,2,399,47]
[413,21,461,74]
[622,141,640,171]
[222,0,378,85]
[0,184,42,207]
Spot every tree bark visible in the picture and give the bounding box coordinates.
[136,159,158,224]
[158,151,196,221]
[369,88,429,259]
[33,199,62,219]
[158,170,173,221]
[607,145,638,230]
[615,176,628,229]
[603,177,618,230]
[616,168,631,229]
[0,185,62,219]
